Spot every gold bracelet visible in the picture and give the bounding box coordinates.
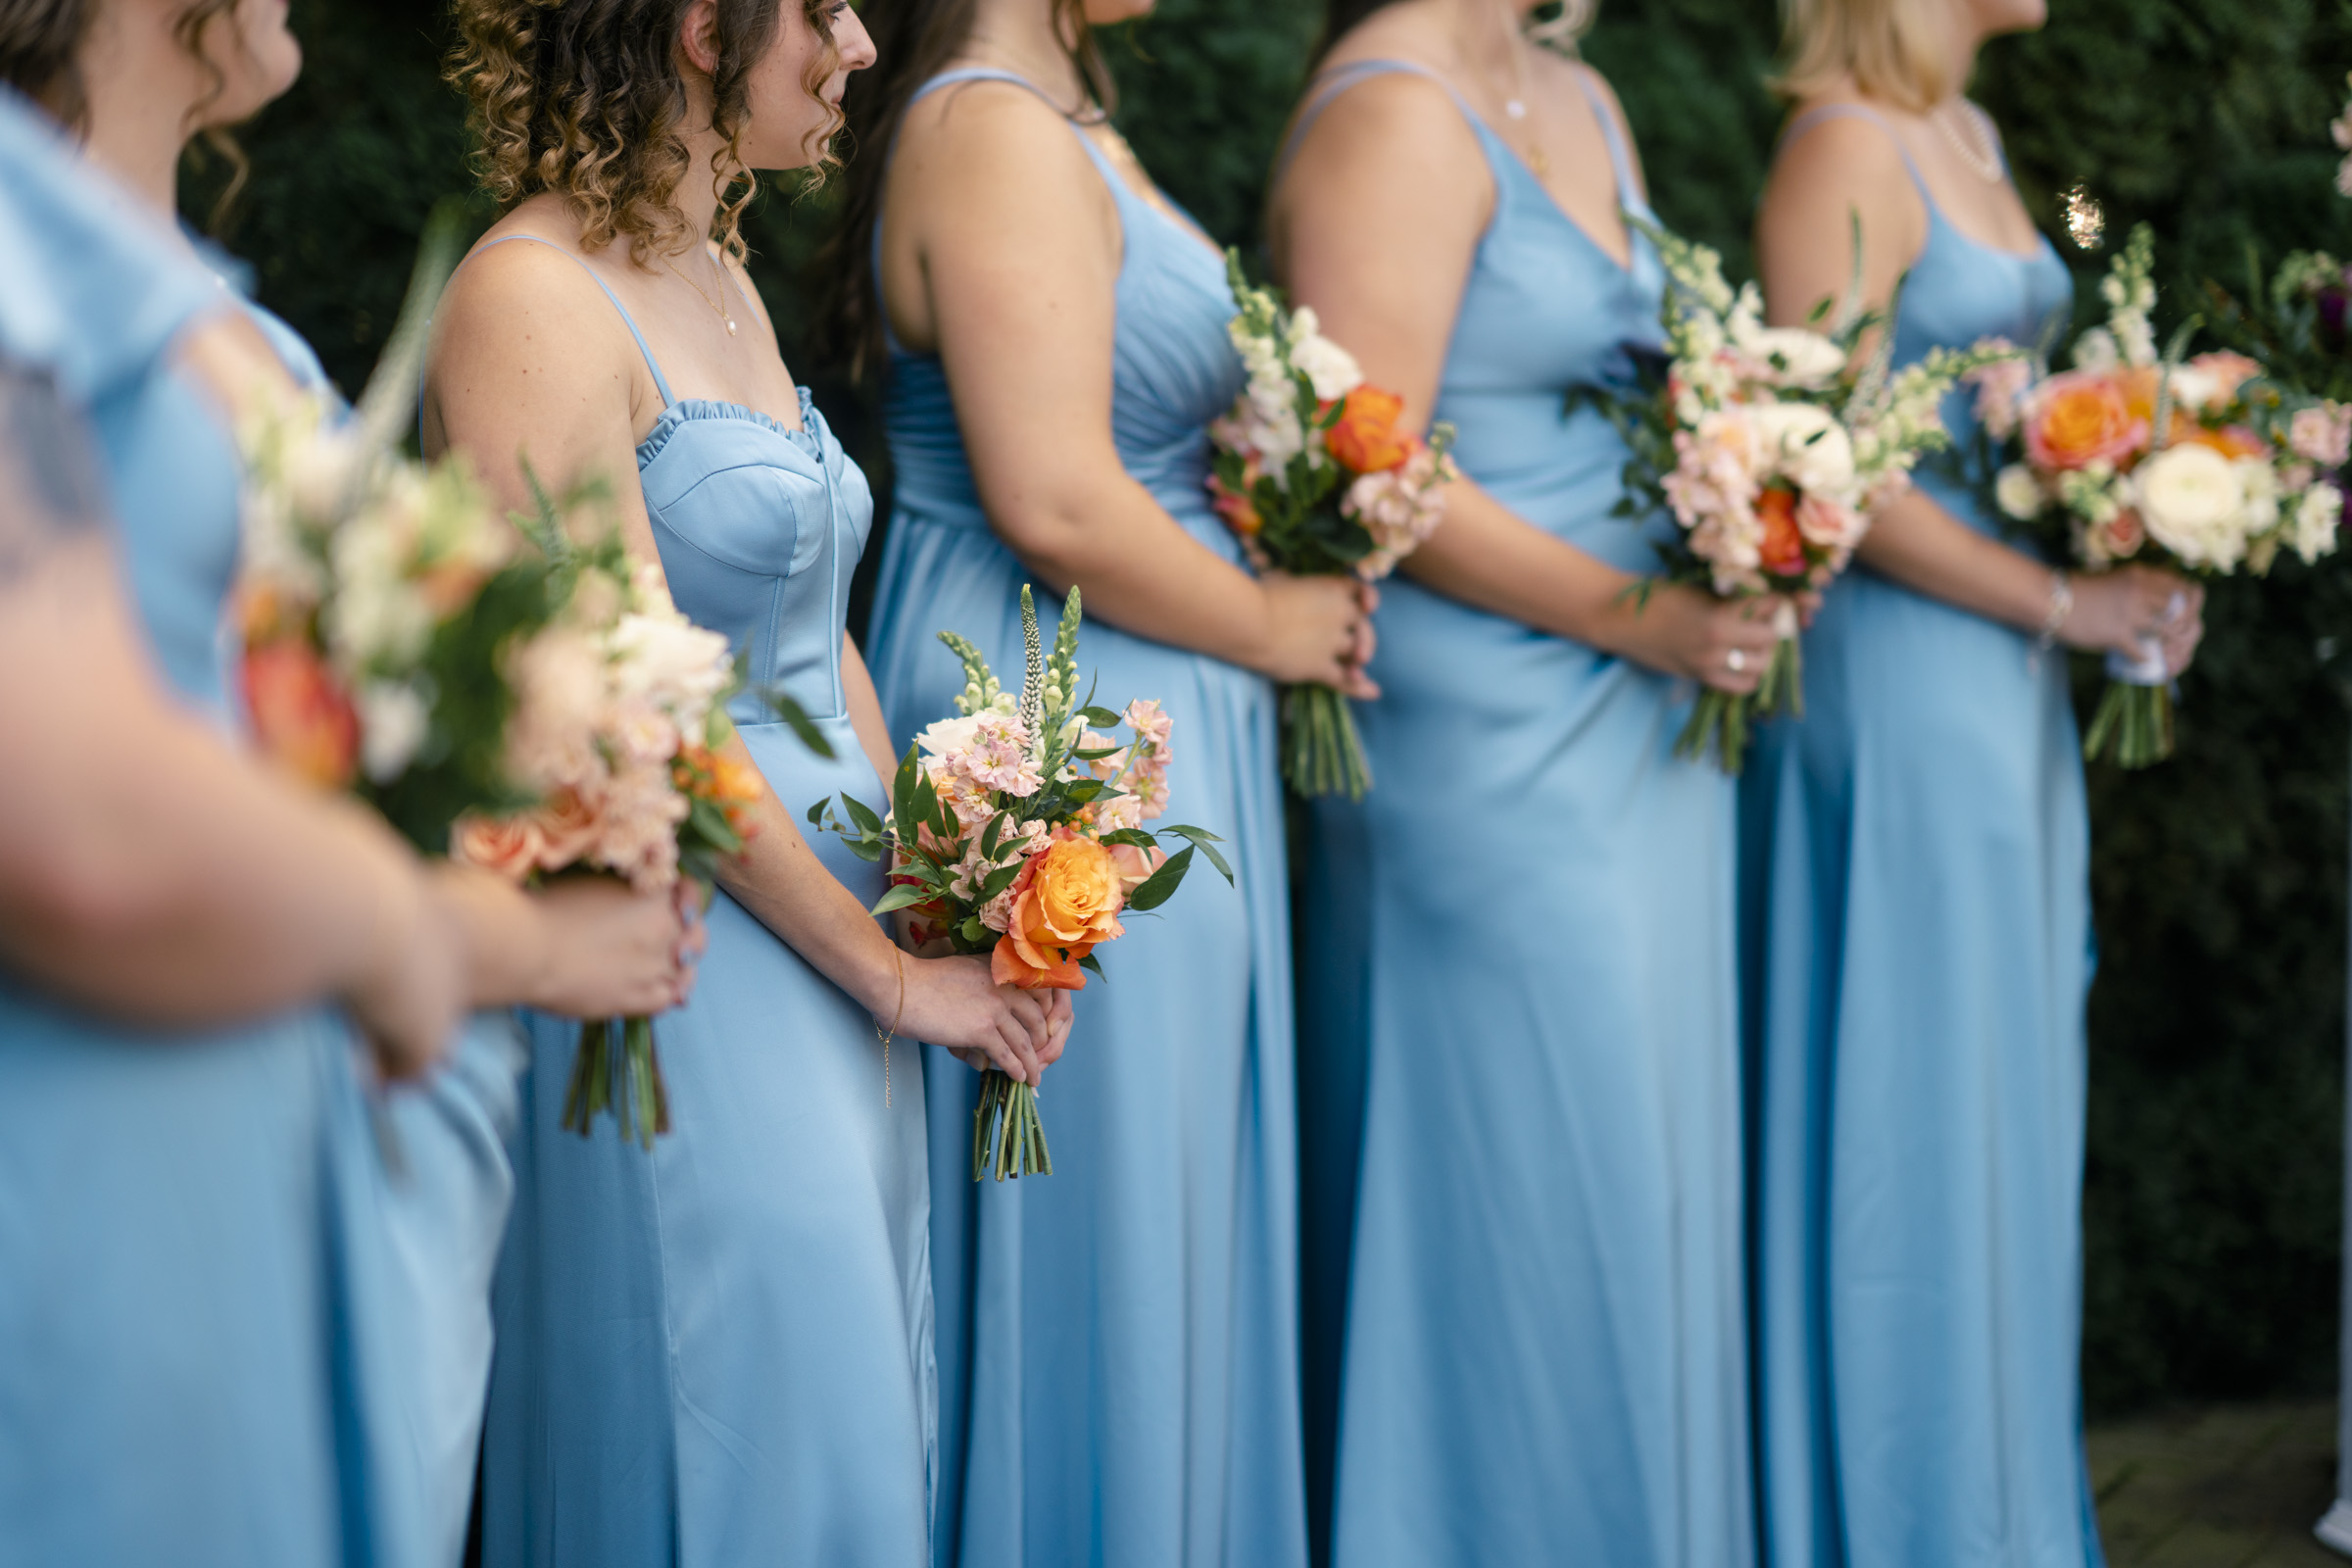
[875,952,906,1109]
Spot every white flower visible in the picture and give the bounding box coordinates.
[1731,319,1846,390]
[1284,308,1364,402]
[2293,481,2342,564]
[356,679,430,783]
[2232,457,2280,536]
[284,423,369,524]
[2072,326,2123,374]
[1995,464,2046,521]
[1750,401,1857,500]
[325,517,434,667]
[608,609,733,731]
[2133,443,2247,569]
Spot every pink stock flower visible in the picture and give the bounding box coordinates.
[2289,404,2352,467]
[1962,350,2034,441]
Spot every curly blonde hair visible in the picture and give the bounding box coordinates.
[451,0,839,268]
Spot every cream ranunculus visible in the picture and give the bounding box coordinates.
[1995,464,2046,521]
[2132,442,2248,568]
[1750,400,1857,500]
[1284,307,1364,402]
[1733,320,1846,390]
[2292,481,2343,564]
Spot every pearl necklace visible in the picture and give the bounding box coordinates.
[665,250,738,337]
[1934,100,2003,184]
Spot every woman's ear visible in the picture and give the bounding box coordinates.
[677,0,723,76]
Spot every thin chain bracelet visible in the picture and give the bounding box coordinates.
[875,952,906,1109]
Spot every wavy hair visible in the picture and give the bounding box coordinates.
[1772,0,1954,112]
[0,0,252,220]
[451,0,836,267]
[816,0,1115,377]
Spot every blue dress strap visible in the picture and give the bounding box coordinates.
[1779,102,1935,204]
[1276,59,1480,179]
[465,232,677,408]
[1565,67,1644,218]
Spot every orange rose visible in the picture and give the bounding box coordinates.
[1326,386,1415,475]
[1208,473,1263,536]
[2025,371,2148,472]
[242,640,359,790]
[451,812,545,882]
[1756,485,1807,578]
[530,784,603,871]
[990,835,1127,991]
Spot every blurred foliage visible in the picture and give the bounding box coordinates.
[205,0,2352,1416]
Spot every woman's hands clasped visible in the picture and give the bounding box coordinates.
[2061,564,2205,678]
[892,953,1073,1088]
[1251,571,1382,699]
[1626,584,1811,696]
[521,876,709,1020]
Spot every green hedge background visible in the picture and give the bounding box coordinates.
[209,0,2352,1416]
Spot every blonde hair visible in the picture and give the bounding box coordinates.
[1773,0,1955,113]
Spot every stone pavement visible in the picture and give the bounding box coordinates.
[2092,1400,2342,1567]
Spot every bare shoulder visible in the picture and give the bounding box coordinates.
[1766,95,1912,202]
[894,74,1102,196]
[1279,54,1483,187]
[431,219,638,385]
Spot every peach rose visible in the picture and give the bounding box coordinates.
[990,835,1127,991]
[1208,471,1263,536]
[1755,485,1807,578]
[1107,842,1166,894]
[1325,386,1415,475]
[2024,371,2148,472]
[242,640,359,790]
[530,785,604,871]
[2175,421,2266,461]
[451,811,545,882]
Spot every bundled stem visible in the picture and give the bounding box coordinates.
[2083,682,2176,769]
[561,1015,673,1150]
[970,1067,1053,1181]
[1280,684,1371,802]
[1673,635,1801,774]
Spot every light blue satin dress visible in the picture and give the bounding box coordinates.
[1285,61,1752,1568]
[0,87,414,1568]
[1740,107,2094,1568]
[474,238,935,1568]
[231,270,527,1568]
[868,68,1306,1568]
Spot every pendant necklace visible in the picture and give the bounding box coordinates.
[1934,99,2003,184]
[1493,3,1548,177]
[666,249,738,336]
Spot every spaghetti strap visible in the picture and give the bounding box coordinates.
[1567,68,1643,218]
[1780,103,1933,204]
[1276,58,1478,180]
[466,232,677,408]
[903,66,1123,188]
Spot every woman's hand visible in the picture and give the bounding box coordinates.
[888,954,1064,1086]
[520,876,705,1020]
[347,875,470,1082]
[1249,572,1382,698]
[2062,564,2205,676]
[1617,584,1790,694]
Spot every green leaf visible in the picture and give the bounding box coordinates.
[1078,953,1106,983]
[1099,828,1157,849]
[869,883,937,916]
[1156,823,1234,883]
[1126,845,1195,911]
[1077,705,1123,727]
[757,687,837,760]
[807,798,830,828]
[844,794,885,836]
[979,859,1026,901]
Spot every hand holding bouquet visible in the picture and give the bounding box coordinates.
[1206,251,1456,800]
[1969,224,2349,766]
[812,585,1229,1180]
[1597,222,2009,771]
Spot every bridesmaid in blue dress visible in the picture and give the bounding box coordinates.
[432,4,1065,1564]
[1743,2,2203,1563]
[1267,0,1794,1561]
[11,9,706,1563]
[0,82,471,1568]
[835,0,1374,1559]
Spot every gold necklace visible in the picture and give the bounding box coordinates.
[664,249,738,337]
[1933,100,2003,184]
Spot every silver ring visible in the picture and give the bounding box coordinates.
[1727,648,1747,674]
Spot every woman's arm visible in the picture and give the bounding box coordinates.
[427,236,1058,1080]
[1269,71,1782,689]
[885,80,1375,696]
[0,349,466,1074]
[1757,111,2203,672]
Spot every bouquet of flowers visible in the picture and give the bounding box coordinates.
[1966,224,2349,766]
[812,585,1227,1181]
[1596,223,2007,771]
[1206,252,1456,800]
[449,497,771,1148]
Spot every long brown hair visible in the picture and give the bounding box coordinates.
[0,0,253,220]
[816,0,1114,378]
[450,0,836,267]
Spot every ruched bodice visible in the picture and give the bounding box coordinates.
[867,67,1304,1568]
[479,236,933,1568]
[638,387,874,726]
[1285,59,1752,1568]
[1740,105,2097,1568]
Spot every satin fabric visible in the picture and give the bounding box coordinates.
[1286,60,1753,1568]
[0,87,414,1568]
[867,67,1307,1568]
[477,241,935,1568]
[1739,106,2098,1568]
